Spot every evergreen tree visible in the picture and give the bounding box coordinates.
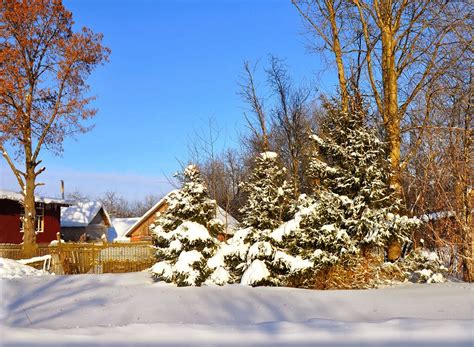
[235,152,296,286]
[151,165,221,286]
[155,165,218,232]
[280,104,418,270]
[239,152,292,231]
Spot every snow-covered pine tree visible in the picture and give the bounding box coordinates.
[234,152,296,286]
[285,103,418,269]
[240,152,292,231]
[155,165,217,232]
[151,165,225,286]
[308,104,417,248]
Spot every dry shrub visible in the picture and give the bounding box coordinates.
[284,248,404,290]
[312,254,380,289]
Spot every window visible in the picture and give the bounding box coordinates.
[20,204,44,233]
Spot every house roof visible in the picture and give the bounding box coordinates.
[0,189,69,205]
[125,190,178,237]
[125,190,239,237]
[61,201,111,228]
[107,217,140,241]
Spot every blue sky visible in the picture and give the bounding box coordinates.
[0,0,337,200]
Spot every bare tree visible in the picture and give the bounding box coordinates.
[266,56,314,197]
[293,0,470,200]
[292,0,350,112]
[239,61,270,152]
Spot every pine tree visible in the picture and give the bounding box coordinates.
[235,152,296,286]
[151,165,221,286]
[240,152,292,231]
[155,165,217,232]
[281,104,419,270]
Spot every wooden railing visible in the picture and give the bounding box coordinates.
[0,238,156,275]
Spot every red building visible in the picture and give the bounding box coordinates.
[0,189,68,244]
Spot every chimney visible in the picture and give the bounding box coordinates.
[60,180,65,199]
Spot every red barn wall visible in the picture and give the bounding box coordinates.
[0,199,61,244]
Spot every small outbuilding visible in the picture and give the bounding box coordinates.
[126,191,238,242]
[60,202,112,242]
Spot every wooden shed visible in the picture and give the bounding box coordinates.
[126,190,239,242]
[0,189,68,244]
[60,202,112,242]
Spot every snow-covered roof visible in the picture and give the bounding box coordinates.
[126,190,239,237]
[107,217,140,242]
[126,190,178,237]
[0,189,69,205]
[216,207,238,235]
[61,201,111,228]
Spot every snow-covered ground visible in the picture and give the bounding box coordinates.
[0,257,50,280]
[1,271,473,346]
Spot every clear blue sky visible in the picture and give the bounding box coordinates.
[0,0,337,200]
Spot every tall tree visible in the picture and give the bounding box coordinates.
[293,0,470,199]
[0,0,110,255]
[266,56,314,198]
[292,0,350,112]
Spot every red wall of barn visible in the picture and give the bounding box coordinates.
[0,200,61,244]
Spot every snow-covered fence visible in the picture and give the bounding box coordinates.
[50,240,156,274]
[0,241,156,275]
[0,244,51,260]
[17,255,52,272]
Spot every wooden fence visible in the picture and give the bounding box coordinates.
[0,241,156,275]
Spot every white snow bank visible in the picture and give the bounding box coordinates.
[1,272,473,346]
[0,257,49,279]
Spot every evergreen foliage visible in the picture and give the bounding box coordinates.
[273,104,419,277]
[239,152,293,231]
[155,165,218,232]
[151,165,221,286]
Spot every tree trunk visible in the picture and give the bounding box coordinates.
[461,86,473,282]
[381,26,402,199]
[327,1,348,113]
[22,155,38,258]
[291,156,300,199]
[380,18,403,260]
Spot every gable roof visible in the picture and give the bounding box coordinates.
[107,217,140,241]
[125,190,177,237]
[0,189,69,205]
[61,201,111,228]
[125,190,239,237]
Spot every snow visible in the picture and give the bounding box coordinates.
[273,251,313,272]
[0,188,68,205]
[17,255,52,272]
[240,259,270,285]
[260,151,278,160]
[173,250,203,285]
[61,201,110,227]
[1,272,472,346]
[107,217,139,242]
[177,221,212,242]
[0,257,49,279]
[215,206,239,235]
[207,266,230,285]
[150,261,172,280]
